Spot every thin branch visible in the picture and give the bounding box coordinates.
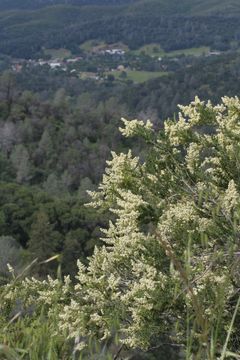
[145,343,184,352]
[113,344,124,360]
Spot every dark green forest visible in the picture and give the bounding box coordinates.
[1,50,240,278]
[0,0,137,10]
[0,0,240,58]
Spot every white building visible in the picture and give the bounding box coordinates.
[49,61,62,69]
[105,49,125,56]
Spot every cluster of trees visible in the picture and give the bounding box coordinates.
[125,53,240,119]
[1,50,240,278]
[14,52,240,117]
[1,52,238,188]
[0,71,127,278]
[0,71,128,190]
[65,52,166,74]
[0,182,106,279]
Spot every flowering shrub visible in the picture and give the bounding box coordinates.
[1,97,240,359]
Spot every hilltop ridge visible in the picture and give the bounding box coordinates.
[1,0,240,14]
[0,0,240,58]
[0,0,137,10]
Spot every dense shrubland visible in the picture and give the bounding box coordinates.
[1,97,240,359]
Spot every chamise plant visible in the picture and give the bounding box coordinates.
[1,97,240,359]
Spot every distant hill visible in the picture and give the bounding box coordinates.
[128,0,240,16]
[1,0,240,14]
[0,0,240,58]
[0,0,137,10]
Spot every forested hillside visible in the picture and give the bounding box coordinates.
[1,0,240,358]
[1,0,240,13]
[0,51,239,280]
[0,0,240,57]
[0,0,137,10]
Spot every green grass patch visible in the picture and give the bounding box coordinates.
[43,48,72,59]
[80,40,129,53]
[79,72,98,80]
[131,44,210,58]
[80,40,106,52]
[131,44,165,57]
[168,46,210,57]
[110,70,169,83]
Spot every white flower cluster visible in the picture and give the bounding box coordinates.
[119,117,153,138]
[87,150,141,208]
[222,180,239,215]
[185,142,202,174]
[164,113,191,146]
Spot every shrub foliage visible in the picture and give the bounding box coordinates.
[1,97,240,359]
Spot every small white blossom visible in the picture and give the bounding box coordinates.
[119,118,153,137]
[222,180,239,215]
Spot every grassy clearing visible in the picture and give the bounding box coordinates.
[168,46,210,57]
[80,40,106,52]
[132,44,165,57]
[43,48,72,59]
[79,72,98,80]
[80,40,129,53]
[110,70,169,83]
[80,41,209,58]
[132,43,210,58]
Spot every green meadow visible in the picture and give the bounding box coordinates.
[43,48,72,59]
[110,70,169,83]
[132,44,210,57]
